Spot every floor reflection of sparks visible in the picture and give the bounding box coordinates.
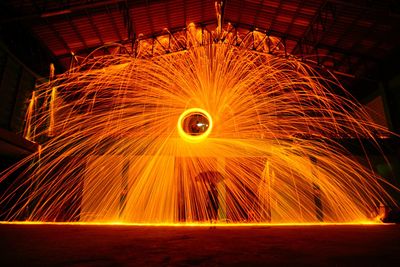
[0,22,397,224]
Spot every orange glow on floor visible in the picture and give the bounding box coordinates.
[0,221,388,227]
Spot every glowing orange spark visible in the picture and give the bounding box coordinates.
[0,22,398,225]
[178,108,213,143]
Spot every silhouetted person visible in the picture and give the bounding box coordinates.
[207,182,219,224]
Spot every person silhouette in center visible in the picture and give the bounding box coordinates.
[207,181,219,225]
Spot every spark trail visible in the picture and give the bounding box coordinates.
[0,24,396,224]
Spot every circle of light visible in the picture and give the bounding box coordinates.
[177,108,213,143]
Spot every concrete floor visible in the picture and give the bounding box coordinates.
[1,224,399,266]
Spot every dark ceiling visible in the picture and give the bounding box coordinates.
[1,0,400,98]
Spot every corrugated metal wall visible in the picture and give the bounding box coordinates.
[0,44,36,134]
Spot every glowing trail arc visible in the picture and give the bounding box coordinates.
[177,108,213,143]
[0,22,397,224]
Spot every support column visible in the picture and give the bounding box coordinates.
[217,157,226,222]
[310,156,323,222]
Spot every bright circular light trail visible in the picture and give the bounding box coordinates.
[177,108,213,143]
